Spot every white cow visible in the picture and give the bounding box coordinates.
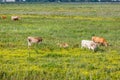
[81,40,98,51]
[27,36,42,47]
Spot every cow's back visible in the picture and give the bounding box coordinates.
[92,36,108,46]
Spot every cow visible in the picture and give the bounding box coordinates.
[27,36,42,47]
[81,40,98,51]
[1,15,7,19]
[57,42,69,48]
[11,16,20,21]
[92,36,108,47]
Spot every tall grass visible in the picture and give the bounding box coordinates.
[0,3,120,80]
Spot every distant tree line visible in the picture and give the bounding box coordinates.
[22,0,120,2]
[0,0,120,2]
[17,0,120,2]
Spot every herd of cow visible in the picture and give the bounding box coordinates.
[81,36,108,52]
[1,15,108,52]
[27,36,108,52]
[1,15,20,21]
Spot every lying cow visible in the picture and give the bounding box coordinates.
[11,16,20,21]
[27,36,42,47]
[1,15,7,19]
[81,40,98,51]
[92,36,108,47]
[57,42,69,48]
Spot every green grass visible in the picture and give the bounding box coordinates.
[0,3,120,80]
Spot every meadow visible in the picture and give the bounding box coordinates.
[0,3,120,80]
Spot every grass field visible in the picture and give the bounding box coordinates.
[0,3,120,80]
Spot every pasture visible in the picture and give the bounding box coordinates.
[0,3,120,80]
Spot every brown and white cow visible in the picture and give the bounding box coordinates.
[27,36,42,47]
[92,36,108,47]
[11,16,20,21]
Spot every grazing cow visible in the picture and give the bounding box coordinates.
[11,16,20,21]
[57,42,69,48]
[81,40,98,51]
[1,15,7,19]
[92,36,108,47]
[27,36,42,47]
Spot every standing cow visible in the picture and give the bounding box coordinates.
[11,16,20,21]
[81,40,98,52]
[92,36,108,47]
[27,36,43,47]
